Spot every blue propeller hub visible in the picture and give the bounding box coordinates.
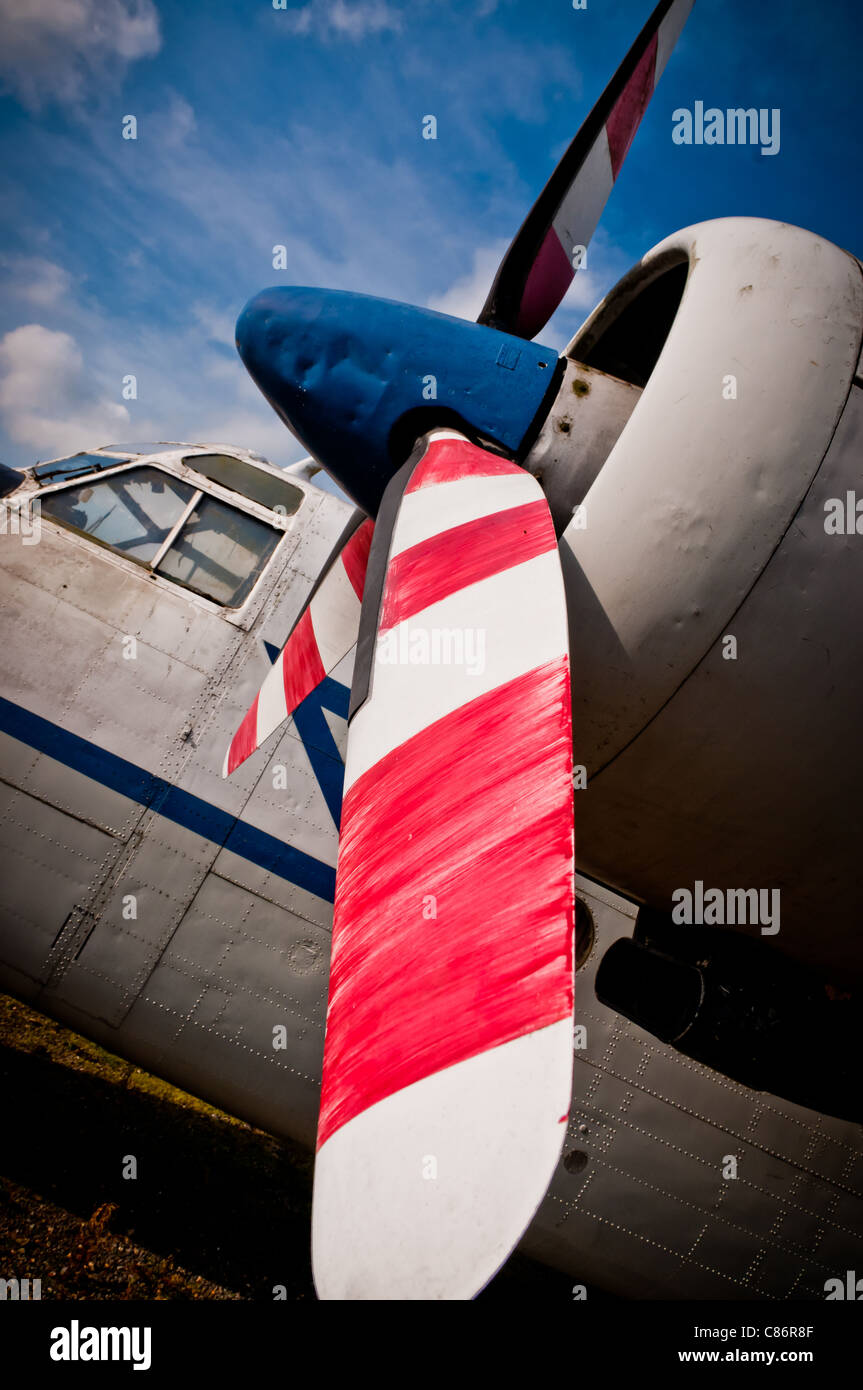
[235,286,560,515]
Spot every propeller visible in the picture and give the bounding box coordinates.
[223,512,372,777]
[479,0,695,340]
[225,0,695,1297]
[312,430,574,1299]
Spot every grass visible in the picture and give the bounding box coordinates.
[0,992,579,1301]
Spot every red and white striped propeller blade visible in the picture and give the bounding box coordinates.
[478,0,694,340]
[223,515,373,777]
[312,431,575,1300]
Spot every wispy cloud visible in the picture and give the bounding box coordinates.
[0,8,595,467]
[0,0,161,112]
[426,225,634,350]
[148,90,197,148]
[0,255,73,310]
[191,301,238,350]
[427,240,508,320]
[275,0,402,40]
[6,0,841,477]
[0,323,130,456]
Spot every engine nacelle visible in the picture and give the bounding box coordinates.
[552,217,863,983]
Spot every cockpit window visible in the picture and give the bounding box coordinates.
[39,465,283,607]
[157,495,282,606]
[182,452,303,514]
[40,467,194,561]
[33,452,131,482]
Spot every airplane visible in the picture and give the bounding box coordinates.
[2,0,863,1301]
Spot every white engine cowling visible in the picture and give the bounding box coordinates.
[557,217,863,982]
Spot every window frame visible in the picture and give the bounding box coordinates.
[36,456,299,613]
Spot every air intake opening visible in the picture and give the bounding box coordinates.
[569,253,689,390]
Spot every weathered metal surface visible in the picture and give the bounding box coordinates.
[576,378,863,983]
[560,217,863,773]
[2,212,863,1298]
[523,358,641,534]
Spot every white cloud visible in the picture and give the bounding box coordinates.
[149,91,197,148]
[0,256,73,309]
[191,301,237,350]
[184,406,306,467]
[0,324,129,456]
[558,263,611,315]
[0,315,310,471]
[277,0,402,40]
[426,240,509,321]
[428,227,635,349]
[0,0,161,111]
[0,1,603,469]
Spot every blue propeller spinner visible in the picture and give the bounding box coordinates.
[235,287,559,515]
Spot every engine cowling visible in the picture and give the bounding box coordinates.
[554,217,863,983]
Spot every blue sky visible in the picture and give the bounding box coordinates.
[0,0,860,471]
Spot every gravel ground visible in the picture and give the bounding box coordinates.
[0,992,578,1301]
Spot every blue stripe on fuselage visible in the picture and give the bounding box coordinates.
[292,677,349,827]
[0,695,339,903]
